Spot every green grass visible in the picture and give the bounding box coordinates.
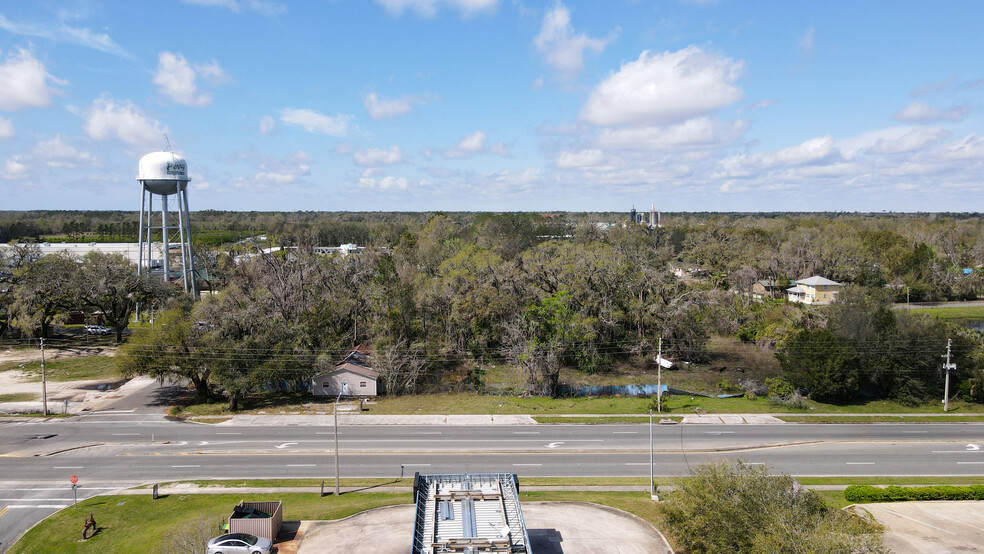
[9,490,674,553]
[0,392,37,402]
[533,415,683,424]
[910,305,984,320]
[779,414,984,423]
[0,355,120,382]
[796,476,984,486]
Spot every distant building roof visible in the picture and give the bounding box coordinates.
[796,276,840,286]
[325,362,379,380]
[786,285,806,294]
[412,473,531,554]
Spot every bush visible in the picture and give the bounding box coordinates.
[768,391,809,410]
[657,460,885,553]
[845,484,984,503]
[765,376,795,398]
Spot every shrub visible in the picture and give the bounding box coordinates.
[657,460,885,553]
[768,390,809,409]
[765,376,795,398]
[845,484,984,503]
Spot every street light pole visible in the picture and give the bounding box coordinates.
[334,382,347,496]
[40,337,48,416]
[649,410,656,500]
[943,339,956,413]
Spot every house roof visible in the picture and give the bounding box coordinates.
[786,285,806,293]
[796,275,840,286]
[315,362,379,380]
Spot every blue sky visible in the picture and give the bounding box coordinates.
[0,0,982,212]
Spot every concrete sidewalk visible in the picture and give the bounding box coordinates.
[205,413,791,426]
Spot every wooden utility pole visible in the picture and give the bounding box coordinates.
[40,337,48,416]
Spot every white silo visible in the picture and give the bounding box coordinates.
[137,151,196,295]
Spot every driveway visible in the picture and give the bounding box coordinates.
[855,501,984,553]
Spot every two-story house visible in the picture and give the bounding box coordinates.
[786,276,841,305]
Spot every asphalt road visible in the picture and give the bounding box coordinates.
[3,413,984,551]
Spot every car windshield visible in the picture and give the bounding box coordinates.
[242,535,258,545]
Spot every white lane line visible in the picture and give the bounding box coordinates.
[170,465,201,468]
[0,498,74,501]
[112,433,140,436]
[216,432,242,435]
[704,431,735,435]
[315,432,335,435]
[286,464,316,467]
[846,462,875,465]
[52,466,83,469]
[513,432,540,435]
[956,462,984,464]
[932,451,983,454]
[902,431,928,434]
[405,432,443,435]
[87,410,137,414]
[625,463,651,466]
[6,505,68,509]
[513,464,542,467]
[882,508,956,535]
[613,431,638,434]
[401,464,431,467]
[5,487,117,491]
[933,513,984,531]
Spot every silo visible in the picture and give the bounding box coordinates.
[137,151,196,295]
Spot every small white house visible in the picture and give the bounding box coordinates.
[312,362,379,397]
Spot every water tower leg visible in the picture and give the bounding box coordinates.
[183,188,197,297]
[175,191,189,293]
[161,195,170,282]
[137,187,145,277]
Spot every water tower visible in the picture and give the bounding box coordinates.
[137,151,197,295]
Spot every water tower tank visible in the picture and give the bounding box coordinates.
[138,151,190,195]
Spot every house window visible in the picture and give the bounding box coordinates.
[360,381,367,387]
[323,382,330,387]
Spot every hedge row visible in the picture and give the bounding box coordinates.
[845,484,984,503]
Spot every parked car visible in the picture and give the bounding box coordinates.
[205,533,272,554]
[83,325,112,335]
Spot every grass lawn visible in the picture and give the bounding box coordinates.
[779,414,984,423]
[0,392,37,402]
[9,489,673,553]
[910,305,984,320]
[0,355,120,382]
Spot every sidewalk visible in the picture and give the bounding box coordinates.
[203,413,789,426]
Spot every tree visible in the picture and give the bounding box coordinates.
[10,253,76,338]
[76,252,174,342]
[778,329,860,403]
[657,460,886,553]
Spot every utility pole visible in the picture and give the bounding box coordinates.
[656,338,663,413]
[943,338,956,413]
[40,337,48,416]
[334,385,345,496]
[649,410,656,500]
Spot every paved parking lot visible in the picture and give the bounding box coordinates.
[856,501,984,553]
[290,502,673,553]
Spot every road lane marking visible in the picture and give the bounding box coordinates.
[705,431,735,435]
[171,465,201,468]
[52,466,83,469]
[613,432,638,434]
[956,462,984,464]
[216,432,242,435]
[7,505,68,509]
[112,433,140,436]
[881,508,956,535]
[0,498,73,501]
[934,513,984,531]
[902,431,928,434]
[0,507,7,518]
[625,463,650,466]
[401,464,431,467]
[286,464,316,467]
[513,464,542,467]
[845,462,875,465]
[405,432,443,435]
[513,432,540,435]
[274,443,298,449]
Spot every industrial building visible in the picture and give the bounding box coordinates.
[411,472,531,554]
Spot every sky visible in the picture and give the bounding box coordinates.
[0,0,982,213]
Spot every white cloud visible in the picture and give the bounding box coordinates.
[0,116,12,139]
[280,108,351,136]
[34,135,92,168]
[944,134,984,160]
[376,0,497,17]
[0,15,130,58]
[354,145,411,167]
[4,158,29,179]
[228,150,312,191]
[363,92,420,119]
[443,130,510,158]
[581,46,743,126]
[597,117,748,151]
[181,0,286,16]
[866,126,949,155]
[0,48,63,110]
[535,2,614,80]
[259,115,275,136]
[357,168,409,191]
[798,27,815,54]
[153,52,229,107]
[894,101,969,123]
[556,149,604,168]
[84,95,165,148]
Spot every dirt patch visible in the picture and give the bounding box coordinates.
[0,345,117,365]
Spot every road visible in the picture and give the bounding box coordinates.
[3,411,984,551]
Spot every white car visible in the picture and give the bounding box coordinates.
[83,325,112,335]
[205,533,273,554]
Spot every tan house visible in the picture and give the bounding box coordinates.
[787,275,841,305]
[751,280,784,299]
[312,346,379,397]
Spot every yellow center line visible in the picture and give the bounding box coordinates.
[0,507,9,518]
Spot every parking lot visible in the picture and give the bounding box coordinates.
[856,501,984,552]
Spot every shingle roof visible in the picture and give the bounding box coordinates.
[796,275,840,286]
